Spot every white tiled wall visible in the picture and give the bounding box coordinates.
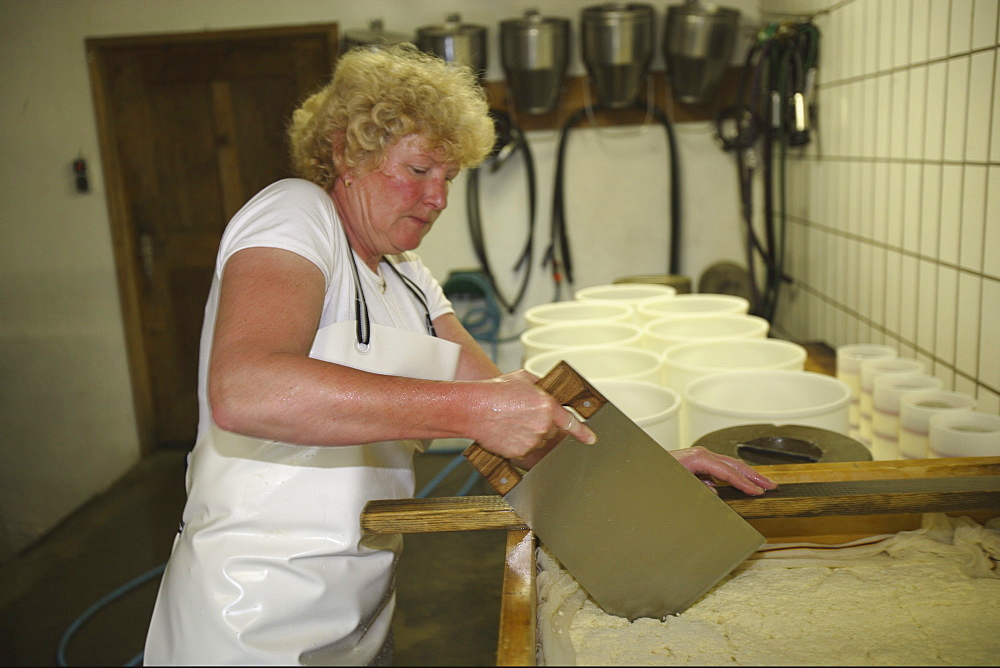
[769,0,1000,413]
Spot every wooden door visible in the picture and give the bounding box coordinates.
[88,25,339,452]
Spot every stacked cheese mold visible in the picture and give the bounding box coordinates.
[536,514,1000,666]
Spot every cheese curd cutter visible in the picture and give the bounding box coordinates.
[463,361,765,620]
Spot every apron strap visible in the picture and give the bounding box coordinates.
[346,251,372,348]
[383,259,437,337]
[344,247,438,347]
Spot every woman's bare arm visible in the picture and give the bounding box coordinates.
[207,247,592,455]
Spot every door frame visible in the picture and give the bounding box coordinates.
[86,23,339,455]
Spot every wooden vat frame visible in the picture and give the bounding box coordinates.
[491,456,1000,666]
[358,345,998,663]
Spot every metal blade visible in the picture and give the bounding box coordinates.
[505,400,765,620]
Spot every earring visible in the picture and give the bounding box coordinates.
[343,177,352,187]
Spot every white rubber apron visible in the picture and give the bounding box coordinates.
[144,320,460,666]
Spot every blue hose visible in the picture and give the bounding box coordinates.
[415,452,468,498]
[416,450,483,498]
[455,469,481,497]
[56,562,165,667]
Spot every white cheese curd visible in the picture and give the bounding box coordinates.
[537,514,1000,666]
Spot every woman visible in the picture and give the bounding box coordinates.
[144,44,774,665]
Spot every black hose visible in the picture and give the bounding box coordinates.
[715,21,819,323]
[466,110,536,314]
[546,105,587,288]
[546,100,682,287]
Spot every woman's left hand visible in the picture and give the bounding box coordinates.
[670,446,777,496]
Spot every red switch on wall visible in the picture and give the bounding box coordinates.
[73,157,89,193]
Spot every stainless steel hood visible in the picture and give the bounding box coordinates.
[664,0,741,105]
[580,2,655,109]
[415,13,488,79]
[500,10,571,115]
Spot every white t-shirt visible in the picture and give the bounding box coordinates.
[195,178,454,440]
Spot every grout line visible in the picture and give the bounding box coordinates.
[784,279,998,397]
[948,28,975,393]
[974,50,998,387]
[783,213,1000,282]
[789,151,1000,169]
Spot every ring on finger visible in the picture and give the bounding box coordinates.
[564,415,574,430]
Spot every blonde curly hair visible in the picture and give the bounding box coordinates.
[288,43,494,190]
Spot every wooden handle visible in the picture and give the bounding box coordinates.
[463,361,607,495]
[533,360,607,419]
[462,445,523,495]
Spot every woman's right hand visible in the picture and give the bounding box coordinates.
[466,370,596,461]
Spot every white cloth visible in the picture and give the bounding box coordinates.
[144,179,460,665]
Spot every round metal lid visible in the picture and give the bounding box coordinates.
[501,8,569,31]
[666,0,740,22]
[342,19,410,49]
[693,424,872,465]
[415,13,487,39]
[582,2,655,23]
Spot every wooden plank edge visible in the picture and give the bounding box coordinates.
[751,456,1000,484]
[496,529,537,668]
[751,509,1000,545]
[724,487,1000,519]
[361,495,526,534]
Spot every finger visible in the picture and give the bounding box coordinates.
[691,454,767,495]
[669,448,768,495]
[560,410,576,432]
[714,465,767,496]
[689,449,777,493]
[719,456,778,490]
[563,413,596,445]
